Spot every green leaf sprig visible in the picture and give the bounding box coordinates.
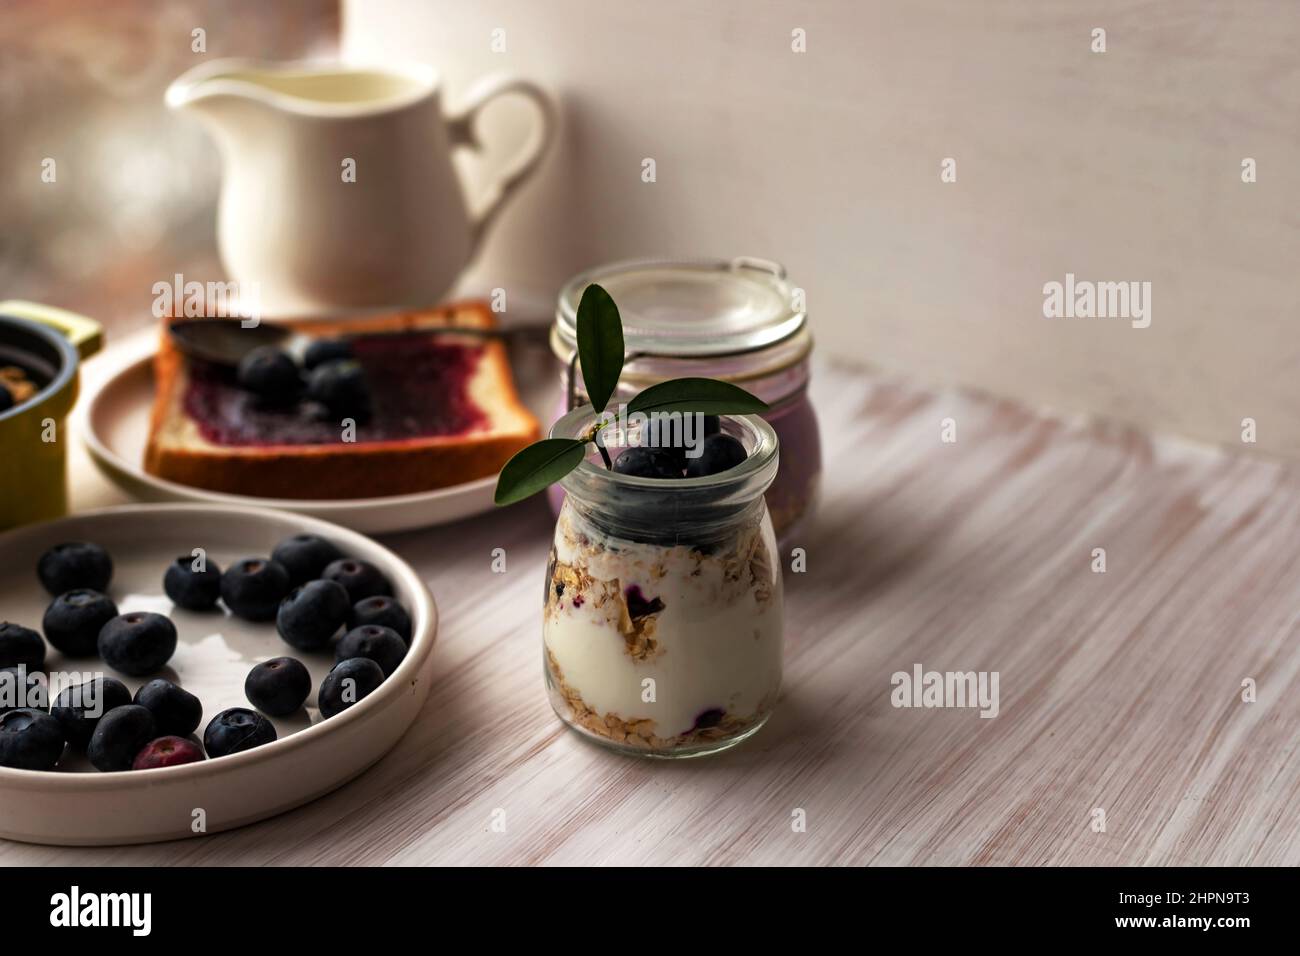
[493,283,769,506]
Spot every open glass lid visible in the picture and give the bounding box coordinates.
[555,257,806,358]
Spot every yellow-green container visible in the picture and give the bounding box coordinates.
[0,301,102,530]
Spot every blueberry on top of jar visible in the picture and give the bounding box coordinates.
[612,430,749,480]
[641,416,688,470]
[686,433,747,478]
[612,446,682,480]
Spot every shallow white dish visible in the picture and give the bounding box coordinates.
[0,504,437,845]
[75,328,549,534]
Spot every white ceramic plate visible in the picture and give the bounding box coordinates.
[0,504,437,845]
[76,328,556,534]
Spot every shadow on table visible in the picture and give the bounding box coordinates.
[783,498,934,612]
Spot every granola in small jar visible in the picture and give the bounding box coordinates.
[542,406,782,757]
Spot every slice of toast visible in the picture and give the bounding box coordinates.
[144,301,539,499]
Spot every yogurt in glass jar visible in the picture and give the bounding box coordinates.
[549,257,820,541]
[542,406,783,757]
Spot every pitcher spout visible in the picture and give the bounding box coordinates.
[164,59,280,140]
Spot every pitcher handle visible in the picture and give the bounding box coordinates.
[447,75,557,252]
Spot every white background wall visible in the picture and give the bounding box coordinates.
[344,0,1300,457]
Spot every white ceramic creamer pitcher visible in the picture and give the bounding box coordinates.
[166,59,555,313]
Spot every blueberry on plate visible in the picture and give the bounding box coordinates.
[220,558,291,621]
[612,446,682,480]
[0,666,47,714]
[244,657,311,716]
[318,657,384,719]
[51,677,131,749]
[87,704,156,772]
[336,625,407,678]
[303,337,353,370]
[163,556,222,611]
[132,735,205,770]
[306,359,370,419]
[236,346,301,403]
[276,579,350,651]
[0,709,65,771]
[42,589,119,657]
[322,559,391,603]
[685,432,748,478]
[133,678,201,736]
[36,541,113,597]
[98,612,178,677]
[271,533,343,587]
[349,595,412,645]
[203,707,276,759]
[0,622,45,671]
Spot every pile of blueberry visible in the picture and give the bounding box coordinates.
[611,414,749,480]
[0,534,413,773]
[237,338,370,420]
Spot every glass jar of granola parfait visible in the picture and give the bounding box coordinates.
[542,405,783,758]
[550,257,820,542]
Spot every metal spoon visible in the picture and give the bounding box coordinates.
[168,316,549,368]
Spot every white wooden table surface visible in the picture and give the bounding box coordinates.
[2,354,1298,866]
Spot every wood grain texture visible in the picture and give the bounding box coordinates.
[2,359,1297,865]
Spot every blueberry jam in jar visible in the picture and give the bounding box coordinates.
[542,406,783,758]
[549,257,821,542]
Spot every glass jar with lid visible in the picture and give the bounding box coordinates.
[549,256,821,540]
[543,405,783,757]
